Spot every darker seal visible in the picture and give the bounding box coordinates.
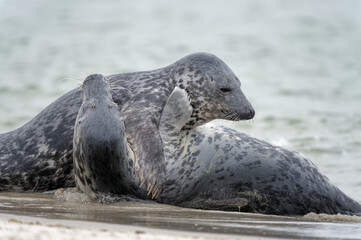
[0,52,254,197]
[73,74,132,195]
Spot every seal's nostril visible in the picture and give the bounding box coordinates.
[249,108,255,119]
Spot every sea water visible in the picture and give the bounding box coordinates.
[0,0,361,239]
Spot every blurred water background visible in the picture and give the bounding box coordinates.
[0,0,361,238]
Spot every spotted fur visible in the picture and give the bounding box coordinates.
[73,74,135,195]
[0,52,254,196]
[157,88,361,215]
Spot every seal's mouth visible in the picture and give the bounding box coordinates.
[221,108,255,121]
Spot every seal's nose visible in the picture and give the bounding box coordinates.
[85,73,104,82]
[248,108,255,119]
[242,107,255,120]
[238,107,255,120]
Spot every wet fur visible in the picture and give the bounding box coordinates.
[157,88,361,215]
[0,52,254,196]
[73,74,133,195]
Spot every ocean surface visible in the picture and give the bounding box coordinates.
[0,0,361,239]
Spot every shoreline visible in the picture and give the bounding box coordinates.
[0,213,264,240]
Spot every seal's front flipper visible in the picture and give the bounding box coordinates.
[159,87,193,145]
[123,107,166,199]
[120,87,192,199]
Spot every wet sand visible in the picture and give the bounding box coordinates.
[0,191,361,239]
[0,213,261,240]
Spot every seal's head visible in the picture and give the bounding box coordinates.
[79,74,119,126]
[174,52,255,128]
[82,73,113,102]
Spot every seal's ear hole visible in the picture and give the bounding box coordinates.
[220,87,232,93]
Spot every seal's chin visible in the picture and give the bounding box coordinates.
[221,108,255,121]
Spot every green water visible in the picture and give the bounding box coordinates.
[0,0,361,238]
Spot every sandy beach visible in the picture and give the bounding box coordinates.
[0,213,264,240]
[1,191,361,240]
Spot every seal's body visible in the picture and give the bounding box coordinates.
[157,88,361,215]
[0,88,82,191]
[0,53,254,196]
[2,53,358,216]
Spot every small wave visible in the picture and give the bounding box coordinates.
[270,137,291,148]
[303,212,361,223]
[53,188,145,204]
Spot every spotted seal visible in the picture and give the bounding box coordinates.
[155,87,361,215]
[0,52,254,197]
[73,74,133,195]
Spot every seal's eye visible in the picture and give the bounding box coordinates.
[220,87,232,93]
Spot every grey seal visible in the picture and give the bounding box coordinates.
[0,52,254,197]
[156,87,361,215]
[73,74,133,195]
